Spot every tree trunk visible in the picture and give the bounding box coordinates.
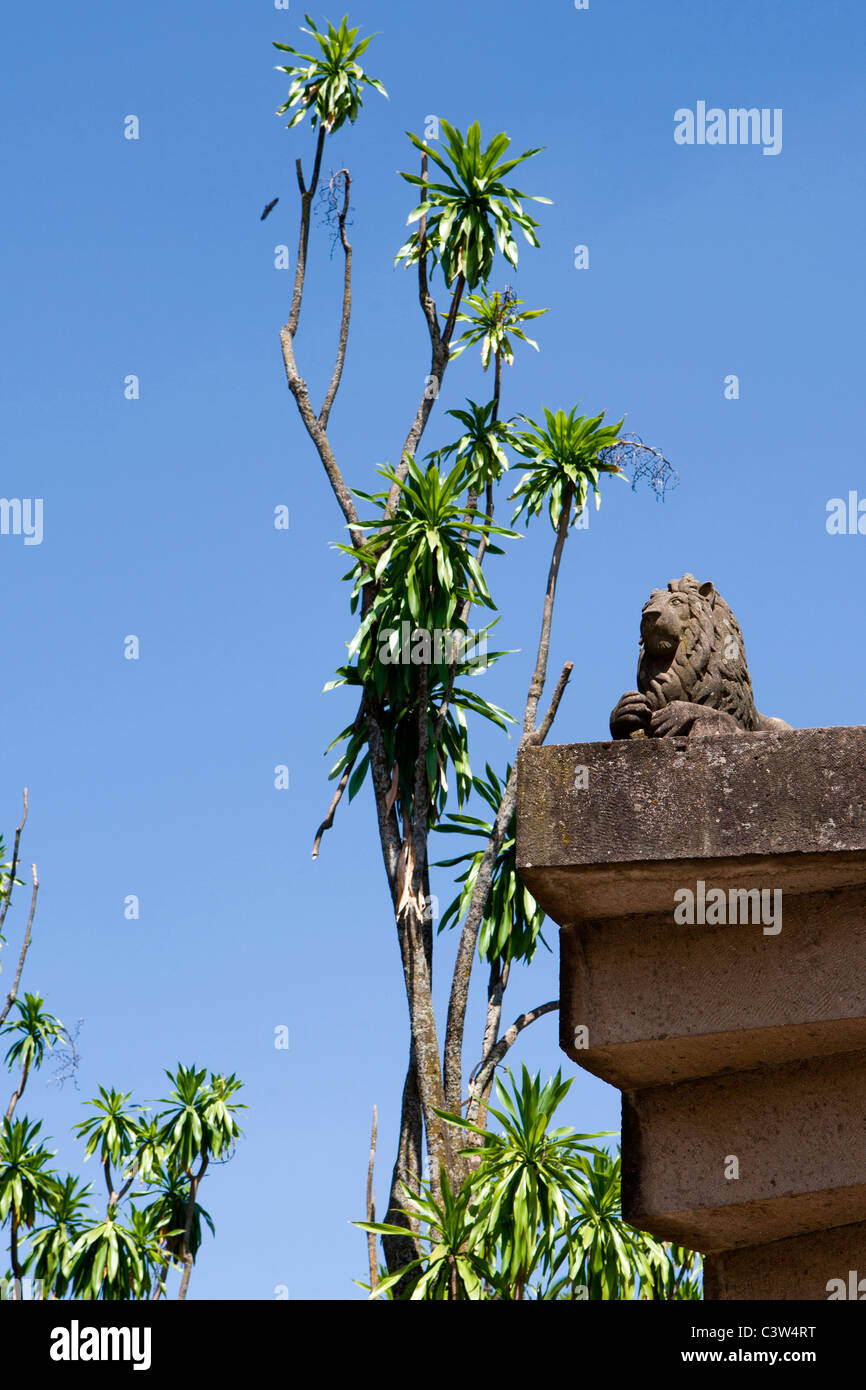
[381,1048,424,1285]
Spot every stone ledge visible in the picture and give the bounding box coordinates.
[704,1222,866,1300]
[621,1049,866,1251]
[517,728,866,921]
[559,884,866,1088]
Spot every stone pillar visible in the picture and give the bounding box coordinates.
[516,727,866,1300]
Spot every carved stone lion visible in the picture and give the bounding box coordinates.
[609,574,790,740]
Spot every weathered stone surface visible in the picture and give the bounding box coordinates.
[517,728,866,921]
[704,1223,866,1301]
[621,1049,866,1251]
[559,885,866,1088]
[515,725,866,1297]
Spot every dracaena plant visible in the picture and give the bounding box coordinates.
[273,14,387,133]
[0,1118,58,1283]
[440,400,514,493]
[24,1173,92,1298]
[355,1165,497,1301]
[549,1148,703,1300]
[355,1069,701,1301]
[450,288,548,369]
[340,455,506,636]
[396,120,551,288]
[326,455,515,820]
[268,16,679,1295]
[3,994,66,1120]
[443,1068,603,1298]
[0,803,246,1300]
[510,407,627,530]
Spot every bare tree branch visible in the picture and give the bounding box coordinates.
[6,1058,30,1122]
[312,696,366,859]
[280,133,366,550]
[366,1105,379,1293]
[281,328,365,548]
[0,789,28,941]
[523,486,574,737]
[467,1000,559,1122]
[319,170,353,429]
[0,864,38,1030]
[287,126,326,338]
[536,660,574,745]
[468,955,510,1133]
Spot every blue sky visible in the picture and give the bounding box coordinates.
[2,0,864,1298]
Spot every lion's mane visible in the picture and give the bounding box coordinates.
[637,574,761,730]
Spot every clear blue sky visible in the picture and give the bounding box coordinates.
[3,0,864,1298]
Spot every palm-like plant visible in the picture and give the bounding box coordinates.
[145,1171,214,1266]
[74,1087,143,1204]
[156,1066,244,1172]
[24,1173,92,1297]
[273,14,387,133]
[450,288,548,369]
[343,457,501,634]
[0,1117,57,1280]
[440,401,513,493]
[3,993,66,1119]
[67,1210,149,1300]
[355,1166,495,1300]
[328,456,516,819]
[642,1237,703,1300]
[551,1148,702,1300]
[551,1148,655,1299]
[155,1066,244,1299]
[124,1204,178,1299]
[510,407,627,530]
[443,1067,605,1298]
[397,121,551,289]
[354,1067,701,1301]
[131,1114,168,1185]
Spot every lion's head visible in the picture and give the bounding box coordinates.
[636,574,760,730]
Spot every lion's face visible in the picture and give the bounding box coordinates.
[640,587,699,658]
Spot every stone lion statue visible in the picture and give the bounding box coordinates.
[610,574,790,740]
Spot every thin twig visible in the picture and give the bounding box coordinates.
[523,487,574,737]
[312,697,366,859]
[0,864,38,1029]
[366,1106,379,1293]
[0,789,28,940]
[6,1059,30,1122]
[287,127,326,338]
[319,170,353,428]
[467,1001,559,1119]
[281,327,365,548]
[535,662,574,745]
[280,131,365,550]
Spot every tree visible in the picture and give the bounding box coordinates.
[0,795,245,1299]
[271,13,682,1288]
